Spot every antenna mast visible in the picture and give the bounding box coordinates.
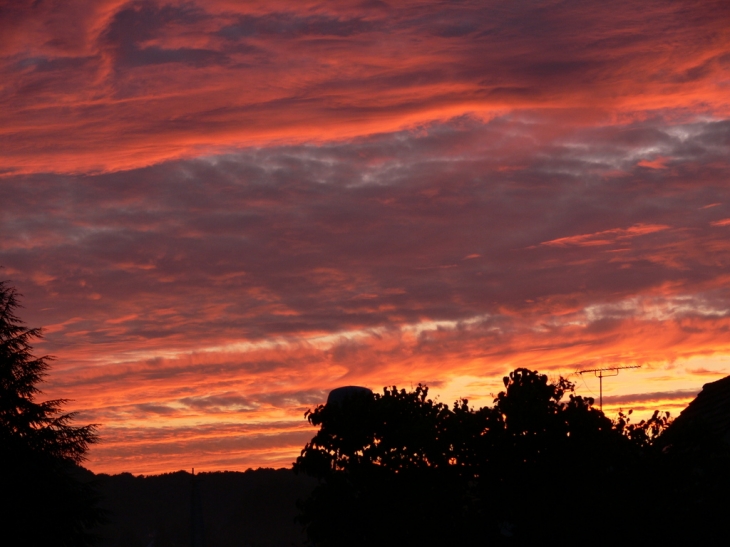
[577,365,641,411]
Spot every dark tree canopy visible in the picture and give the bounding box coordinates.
[294,368,725,546]
[0,280,102,546]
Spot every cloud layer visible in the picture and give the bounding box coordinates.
[3,115,730,472]
[2,0,730,173]
[2,0,730,474]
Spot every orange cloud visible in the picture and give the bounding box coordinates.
[540,224,670,248]
[638,156,671,169]
[46,305,730,474]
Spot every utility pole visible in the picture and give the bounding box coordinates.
[577,366,641,411]
[191,468,205,547]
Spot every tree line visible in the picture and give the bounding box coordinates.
[294,372,728,545]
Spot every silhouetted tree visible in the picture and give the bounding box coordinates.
[295,385,469,545]
[295,369,678,546]
[0,280,102,546]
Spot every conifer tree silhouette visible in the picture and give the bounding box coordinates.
[0,280,102,546]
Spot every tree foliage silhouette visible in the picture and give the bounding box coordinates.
[0,280,102,546]
[294,369,687,546]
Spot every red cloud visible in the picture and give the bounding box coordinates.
[1,0,730,174]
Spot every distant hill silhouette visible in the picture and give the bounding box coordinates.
[92,468,315,547]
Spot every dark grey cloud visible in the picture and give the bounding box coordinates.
[101,1,228,67]
[176,389,327,412]
[3,115,730,366]
[134,403,179,415]
[179,393,256,412]
[102,1,206,48]
[219,13,373,39]
[602,389,701,405]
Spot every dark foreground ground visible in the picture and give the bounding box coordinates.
[89,468,316,547]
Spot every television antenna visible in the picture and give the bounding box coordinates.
[577,366,641,411]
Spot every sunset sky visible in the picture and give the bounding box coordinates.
[2,0,730,475]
